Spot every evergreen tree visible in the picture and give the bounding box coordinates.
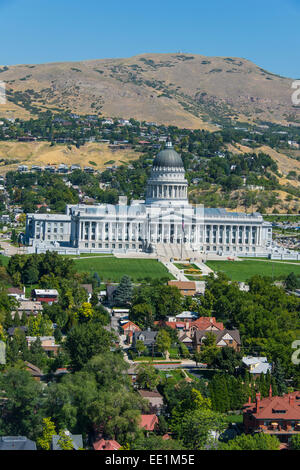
[209,375,230,413]
[273,359,287,395]
[14,311,21,327]
[21,311,28,326]
[90,290,99,308]
[4,310,14,329]
[113,276,133,306]
[285,272,299,291]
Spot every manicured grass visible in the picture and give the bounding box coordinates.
[73,257,174,282]
[158,369,186,382]
[206,259,300,281]
[224,414,243,424]
[0,254,9,267]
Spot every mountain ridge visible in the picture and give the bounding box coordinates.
[0,52,298,129]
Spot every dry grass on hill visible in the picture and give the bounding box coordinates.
[0,141,141,174]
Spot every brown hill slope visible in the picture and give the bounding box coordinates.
[0,141,140,175]
[0,53,298,128]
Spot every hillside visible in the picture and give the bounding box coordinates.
[0,53,298,129]
[0,141,141,175]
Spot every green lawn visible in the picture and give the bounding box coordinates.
[0,254,9,267]
[73,257,174,282]
[206,260,300,281]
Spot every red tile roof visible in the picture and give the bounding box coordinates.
[121,321,141,332]
[93,439,121,451]
[154,321,186,330]
[139,414,159,431]
[191,317,224,331]
[244,391,300,420]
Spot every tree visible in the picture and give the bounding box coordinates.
[273,359,288,395]
[198,333,220,366]
[89,389,146,445]
[136,364,160,390]
[37,417,57,450]
[285,272,299,291]
[177,408,226,450]
[64,322,115,371]
[156,329,171,358]
[135,339,147,357]
[78,302,94,321]
[290,434,300,450]
[130,303,154,329]
[83,352,130,390]
[131,435,186,450]
[90,291,99,308]
[212,346,242,374]
[219,433,280,450]
[0,368,43,440]
[113,276,133,306]
[57,430,74,450]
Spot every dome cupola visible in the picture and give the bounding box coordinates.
[152,139,184,169]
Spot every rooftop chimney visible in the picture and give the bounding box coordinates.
[269,385,272,399]
[289,395,295,407]
[256,392,261,413]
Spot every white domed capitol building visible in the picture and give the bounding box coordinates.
[25,141,272,259]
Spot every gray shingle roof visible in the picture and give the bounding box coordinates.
[0,436,37,450]
[52,434,83,450]
[194,329,241,345]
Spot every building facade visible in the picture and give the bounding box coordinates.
[25,141,272,256]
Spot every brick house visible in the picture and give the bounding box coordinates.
[121,321,141,344]
[243,390,300,444]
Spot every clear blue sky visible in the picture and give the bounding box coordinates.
[0,0,300,78]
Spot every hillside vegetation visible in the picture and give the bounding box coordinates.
[0,53,297,129]
[0,141,140,175]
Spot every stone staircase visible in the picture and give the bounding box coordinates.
[155,243,202,261]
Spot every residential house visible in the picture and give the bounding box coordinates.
[24,361,44,382]
[168,311,198,323]
[168,281,196,296]
[178,332,194,351]
[7,326,28,337]
[93,439,121,451]
[189,317,224,334]
[51,431,83,450]
[31,289,58,304]
[0,436,37,450]
[7,286,26,301]
[154,320,186,333]
[242,356,272,378]
[133,330,158,353]
[81,284,93,302]
[121,321,141,344]
[12,300,43,319]
[26,336,60,356]
[139,414,159,432]
[243,390,300,444]
[193,329,241,353]
[138,390,164,415]
[127,365,139,386]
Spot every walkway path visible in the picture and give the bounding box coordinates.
[160,260,189,281]
[0,241,27,256]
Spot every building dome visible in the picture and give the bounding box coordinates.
[153,141,184,168]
